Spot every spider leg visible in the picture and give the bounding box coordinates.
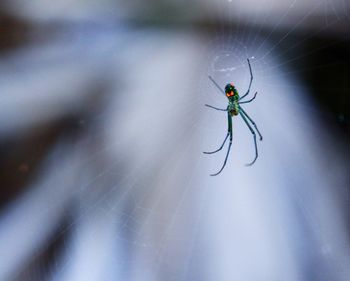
[239,106,263,140]
[208,75,225,95]
[210,137,232,176]
[205,104,228,111]
[239,58,253,101]
[209,112,233,176]
[239,111,258,166]
[203,132,229,154]
[238,92,258,104]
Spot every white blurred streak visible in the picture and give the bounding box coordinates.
[105,32,200,166]
[102,32,206,280]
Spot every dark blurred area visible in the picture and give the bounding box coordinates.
[305,37,350,132]
[272,29,350,134]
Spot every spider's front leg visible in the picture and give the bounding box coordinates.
[239,92,258,104]
[208,75,225,95]
[239,58,254,101]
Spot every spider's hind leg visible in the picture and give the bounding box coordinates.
[203,132,229,154]
[239,111,258,166]
[210,136,232,176]
[239,107,263,141]
[207,112,233,176]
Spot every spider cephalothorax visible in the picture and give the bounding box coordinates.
[225,83,238,99]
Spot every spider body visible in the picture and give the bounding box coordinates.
[204,59,263,176]
[225,84,240,116]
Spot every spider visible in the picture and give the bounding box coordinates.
[204,58,263,176]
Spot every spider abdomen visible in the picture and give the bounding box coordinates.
[228,102,239,116]
[230,109,239,116]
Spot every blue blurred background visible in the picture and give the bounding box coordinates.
[0,1,349,280]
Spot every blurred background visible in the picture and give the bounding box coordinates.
[0,0,349,280]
